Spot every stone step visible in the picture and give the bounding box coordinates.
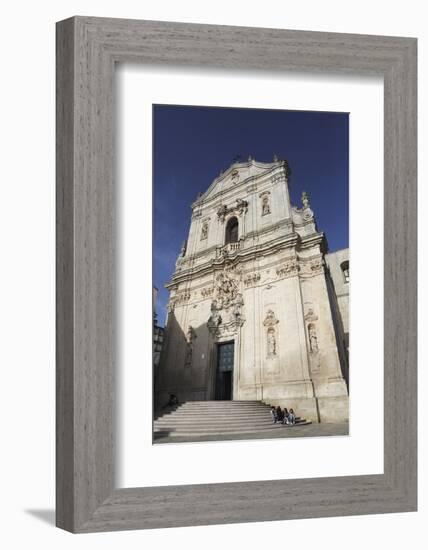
[154,422,312,436]
[154,419,307,429]
[175,405,272,411]
[157,411,302,419]
[154,400,309,438]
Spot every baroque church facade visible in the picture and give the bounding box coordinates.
[156,158,349,423]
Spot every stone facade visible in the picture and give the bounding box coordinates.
[156,158,349,423]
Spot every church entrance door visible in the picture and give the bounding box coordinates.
[215,341,234,400]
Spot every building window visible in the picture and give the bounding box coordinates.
[225,217,239,244]
[341,261,349,283]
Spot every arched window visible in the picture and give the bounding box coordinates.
[225,217,239,244]
[341,260,350,283]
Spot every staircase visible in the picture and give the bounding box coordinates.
[154,400,311,439]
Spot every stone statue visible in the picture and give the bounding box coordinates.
[302,191,310,209]
[184,325,196,367]
[233,293,244,320]
[208,300,222,327]
[309,324,318,353]
[201,222,208,240]
[262,195,270,215]
[235,198,248,215]
[217,204,228,222]
[180,240,187,256]
[264,310,276,324]
[267,328,276,356]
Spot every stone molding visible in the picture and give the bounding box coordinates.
[191,160,288,209]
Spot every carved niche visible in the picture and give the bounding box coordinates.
[200,219,209,241]
[305,306,321,372]
[184,325,196,368]
[263,310,279,359]
[259,191,271,216]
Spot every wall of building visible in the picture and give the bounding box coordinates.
[158,160,349,422]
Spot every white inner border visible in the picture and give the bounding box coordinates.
[117,65,384,488]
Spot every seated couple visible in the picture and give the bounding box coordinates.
[270,406,296,425]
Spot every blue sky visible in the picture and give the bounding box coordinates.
[153,105,349,326]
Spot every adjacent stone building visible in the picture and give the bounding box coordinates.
[156,158,349,423]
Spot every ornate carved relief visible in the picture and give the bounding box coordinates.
[217,198,248,222]
[200,286,214,298]
[231,169,240,184]
[276,258,299,278]
[299,257,324,277]
[207,269,245,337]
[244,272,261,287]
[214,271,239,310]
[169,290,191,310]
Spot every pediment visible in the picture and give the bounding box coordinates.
[195,159,281,205]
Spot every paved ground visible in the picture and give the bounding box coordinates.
[153,422,349,444]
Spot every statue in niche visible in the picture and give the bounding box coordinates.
[208,300,222,327]
[201,221,208,240]
[267,327,276,356]
[184,325,196,367]
[308,323,319,353]
[217,204,228,223]
[262,195,271,215]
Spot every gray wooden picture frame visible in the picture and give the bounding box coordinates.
[56,16,417,533]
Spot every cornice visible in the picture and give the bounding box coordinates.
[191,161,288,210]
[166,232,300,289]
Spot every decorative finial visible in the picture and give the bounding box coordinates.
[248,155,252,162]
[273,153,279,162]
[302,191,310,209]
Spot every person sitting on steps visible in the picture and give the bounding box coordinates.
[282,407,289,425]
[276,406,283,423]
[288,408,296,425]
[163,394,179,409]
[270,406,277,423]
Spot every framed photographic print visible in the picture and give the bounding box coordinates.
[56,16,417,532]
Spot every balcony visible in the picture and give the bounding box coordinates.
[215,241,242,259]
